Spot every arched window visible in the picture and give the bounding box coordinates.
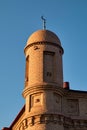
[25,56,29,87]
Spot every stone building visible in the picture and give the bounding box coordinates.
[2,29,87,130]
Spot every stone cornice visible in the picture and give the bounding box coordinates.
[18,113,87,129]
[22,84,65,98]
[65,89,87,98]
[24,41,64,54]
[23,84,87,99]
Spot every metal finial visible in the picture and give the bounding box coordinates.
[41,16,46,30]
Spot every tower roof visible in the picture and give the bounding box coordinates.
[26,30,61,47]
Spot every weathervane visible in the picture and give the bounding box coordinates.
[41,16,46,30]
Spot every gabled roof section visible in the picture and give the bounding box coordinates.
[3,105,25,130]
[9,105,25,129]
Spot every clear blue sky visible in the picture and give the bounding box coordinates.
[1,0,87,129]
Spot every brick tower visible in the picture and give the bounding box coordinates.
[22,29,64,130]
[3,28,87,130]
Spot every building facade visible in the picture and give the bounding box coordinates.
[2,29,87,130]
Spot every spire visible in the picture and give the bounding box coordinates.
[41,16,46,30]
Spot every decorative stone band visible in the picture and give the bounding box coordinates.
[18,114,87,129]
[24,41,64,54]
[22,84,65,98]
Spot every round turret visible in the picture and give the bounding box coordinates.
[23,29,64,130]
[23,29,64,97]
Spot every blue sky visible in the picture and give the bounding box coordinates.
[1,0,87,129]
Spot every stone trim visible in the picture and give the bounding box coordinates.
[65,90,87,98]
[18,114,87,129]
[24,41,64,54]
[22,84,65,98]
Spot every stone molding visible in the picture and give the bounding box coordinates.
[22,84,65,98]
[23,82,87,99]
[65,90,87,98]
[18,114,87,130]
[24,41,64,54]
